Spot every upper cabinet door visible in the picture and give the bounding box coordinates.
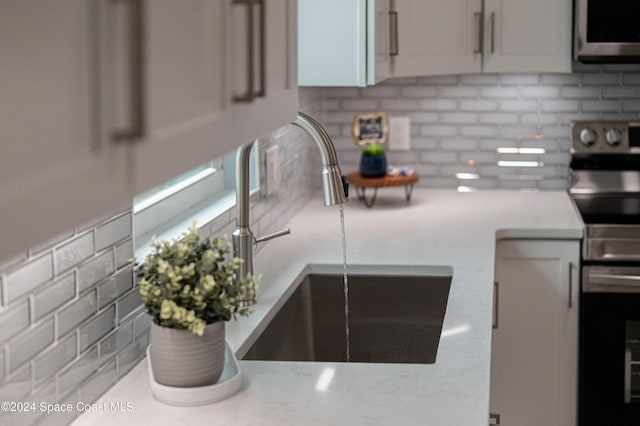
[131,0,233,194]
[482,0,572,73]
[231,0,298,145]
[368,0,394,85]
[0,0,130,259]
[393,0,483,77]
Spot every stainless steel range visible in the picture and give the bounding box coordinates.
[570,121,640,426]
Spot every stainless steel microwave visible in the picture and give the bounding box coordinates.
[576,0,640,62]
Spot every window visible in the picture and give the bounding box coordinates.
[133,143,259,255]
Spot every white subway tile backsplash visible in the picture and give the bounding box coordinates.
[58,291,97,338]
[96,213,132,252]
[98,268,133,309]
[541,100,580,112]
[79,306,115,352]
[440,86,478,98]
[0,299,29,344]
[440,112,478,124]
[380,99,420,111]
[55,232,94,274]
[361,85,399,98]
[582,73,621,86]
[460,99,499,111]
[80,359,117,405]
[419,99,458,111]
[34,334,77,386]
[33,274,75,321]
[5,253,53,303]
[499,74,539,85]
[78,251,115,293]
[459,74,499,85]
[602,87,640,99]
[114,239,133,269]
[57,347,98,399]
[342,99,379,111]
[325,69,640,191]
[499,100,538,112]
[480,87,519,98]
[0,365,30,400]
[99,321,133,363]
[9,318,54,372]
[401,86,437,98]
[420,125,458,137]
[540,74,581,86]
[116,290,142,323]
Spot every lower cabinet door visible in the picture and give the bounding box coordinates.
[491,239,579,426]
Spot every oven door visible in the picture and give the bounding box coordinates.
[580,266,640,426]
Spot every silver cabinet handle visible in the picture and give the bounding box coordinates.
[473,12,483,54]
[389,11,399,56]
[489,412,501,425]
[489,12,496,54]
[233,0,265,103]
[111,0,146,142]
[625,347,632,403]
[233,0,255,103]
[493,281,499,329]
[568,262,574,309]
[255,0,266,98]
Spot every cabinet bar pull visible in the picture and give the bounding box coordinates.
[389,11,399,56]
[112,0,145,142]
[493,281,499,329]
[473,12,483,54]
[489,412,501,425]
[233,0,255,103]
[490,12,496,54]
[625,347,632,403]
[568,261,574,309]
[255,0,266,98]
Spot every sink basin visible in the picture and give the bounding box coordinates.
[241,265,452,364]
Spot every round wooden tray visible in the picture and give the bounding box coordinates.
[346,172,419,207]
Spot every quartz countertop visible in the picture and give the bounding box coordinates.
[71,189,583,426]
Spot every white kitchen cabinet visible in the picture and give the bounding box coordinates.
[231,0,298,144]
[393,0,483,76]
[132,0,298,194]
[298,0,393,86]
[491,239,580,426]
[0,0,132,260]
[393,0,571,77]
[482,0,571,73]
[0,0,298,261]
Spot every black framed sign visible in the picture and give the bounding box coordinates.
[351,112,388,147]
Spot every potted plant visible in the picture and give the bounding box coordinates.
[137,224,258,388]
[360,141,387,178]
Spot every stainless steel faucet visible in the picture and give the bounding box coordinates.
[232,112,348,306]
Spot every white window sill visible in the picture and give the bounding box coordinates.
[134,190,237,262]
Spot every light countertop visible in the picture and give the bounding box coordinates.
[72,189,583,426]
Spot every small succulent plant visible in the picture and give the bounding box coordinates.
[362,141,386,157]
[137,224,258,336]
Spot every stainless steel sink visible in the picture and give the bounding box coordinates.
[241,265,452,364]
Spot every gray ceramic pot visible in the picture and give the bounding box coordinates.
[150,321,225,387]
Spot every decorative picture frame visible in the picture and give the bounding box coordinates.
[351,112,389,147]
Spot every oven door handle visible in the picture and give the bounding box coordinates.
[625,347,632,404]
[585,271,640,293]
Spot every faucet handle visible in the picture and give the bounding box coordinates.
[254,227,291,245]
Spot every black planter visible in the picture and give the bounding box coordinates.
[360,154,387,178]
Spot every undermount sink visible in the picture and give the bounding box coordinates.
[241,265,452,364]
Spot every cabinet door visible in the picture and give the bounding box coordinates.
[131,0,233,194]
[0,0,130,259]
[231,0,298,145]
[491,239,579,426]
[368,0,394,85]
[483,0,571,73]
[393,0,482,77]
